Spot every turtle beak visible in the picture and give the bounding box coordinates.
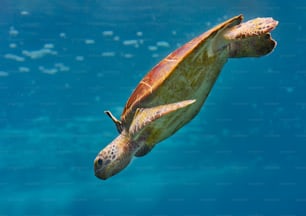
[94,157,108,180]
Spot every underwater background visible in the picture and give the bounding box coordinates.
[1,0,305,215]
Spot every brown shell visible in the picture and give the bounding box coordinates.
[121,15,243,126]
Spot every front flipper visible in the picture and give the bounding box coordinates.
[129,99,196,137]
[104,111,123,133]
[130,99,196,157]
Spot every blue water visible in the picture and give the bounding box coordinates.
[1,0,305,215]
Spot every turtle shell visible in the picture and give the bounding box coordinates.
[121,15,243,127]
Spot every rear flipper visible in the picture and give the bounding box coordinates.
[224,17,278,58]
[228,33,276,58]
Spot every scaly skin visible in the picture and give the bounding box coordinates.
[94,131,138,180]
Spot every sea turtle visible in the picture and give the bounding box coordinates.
[94,14,278,180]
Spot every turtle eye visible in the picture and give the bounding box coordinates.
[97,158,103,166]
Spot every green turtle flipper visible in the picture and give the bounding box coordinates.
[129,99,196,137]
[104,111,123,133]
[130,99,196,157]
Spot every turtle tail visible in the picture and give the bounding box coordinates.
[224,17,278,58]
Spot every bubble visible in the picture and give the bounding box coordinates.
[102,31,114,36]
[22,48,57,59]
[9,43,17,48]
[54,63,70,72]
[123,40,138,47]
[75,56,84,61]
[20,11,29,16]
[148,46,158,51]
[156,41,170,47]
[38,66,58,75]
[101,52,115,57]
[59,32,66,38]
[85,39,95,44]
[4,53,25,62]
[0,71,9,77]
[9,26,19,36]
[113,36,120,41]
[286,87,294,93]
[19,67,30,73]
[136,31,143,37]
[123,53,133,58]
[152,53,159,58]
[44,43,54,49]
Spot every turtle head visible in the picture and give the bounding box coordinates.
[94,132,134,180]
